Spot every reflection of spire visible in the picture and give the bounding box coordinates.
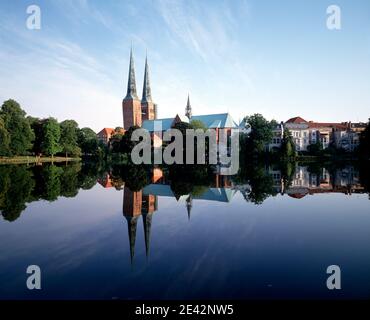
[142,212,153,259]
[186,195,192,220]
[125,215,139,265]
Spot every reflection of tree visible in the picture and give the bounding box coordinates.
[111,164,150,192]
[78,161,105,190]
[235,161,278,205]
[0,163,87,222]
[40,165,63,201]
[60,162,81,197]
[247,166,277,205]
[359,161,370,199]
[0,166,35,221]
[168,164,214,198]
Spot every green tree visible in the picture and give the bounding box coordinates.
[60,120,81,157]
[42,117,62,157]
[190,119,207,131]
[0,99,34,155]
[78,127,100,156]
[359,118,370,159]
[0,116,10,156]
[307,140,323,156]
[243,114,275,156]
[280,128,296,159]
[119,125,141,155]
[27,117,44,156]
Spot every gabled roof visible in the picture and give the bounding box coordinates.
[286,116,308,124]
[97,128,115,136]
[191,113,238,129]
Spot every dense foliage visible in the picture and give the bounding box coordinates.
[0,99,102,158]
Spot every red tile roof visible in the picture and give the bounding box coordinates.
[286,116,308,124]
[98,128,115,136]
[307,122,347,130]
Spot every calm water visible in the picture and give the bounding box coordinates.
[0,162,370,300]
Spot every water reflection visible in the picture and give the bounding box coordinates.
[1,162,369,224]
[0,161,370,299]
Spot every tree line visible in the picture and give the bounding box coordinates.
[0,99,105,158]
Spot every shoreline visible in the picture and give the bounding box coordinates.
[0,156,81,165]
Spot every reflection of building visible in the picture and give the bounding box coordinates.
[98,174,113,188]
[269,165,365,198]
[121,169,235,264]
[122,187,157,264]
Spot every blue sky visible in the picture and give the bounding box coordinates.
[0,0,369,131]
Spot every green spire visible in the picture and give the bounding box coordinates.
[125,47,138,100]
[142,54,152,103]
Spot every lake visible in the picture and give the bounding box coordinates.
[0,161,370,300]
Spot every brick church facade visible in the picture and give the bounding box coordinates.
[122,48,157,129]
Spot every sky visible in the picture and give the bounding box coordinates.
[0,0,369,132]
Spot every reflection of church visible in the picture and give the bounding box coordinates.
[123,187,157,264]
[113,168,235,264]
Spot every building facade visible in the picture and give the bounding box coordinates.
[267,116,366,152]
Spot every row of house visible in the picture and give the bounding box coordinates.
[268,116,367,152]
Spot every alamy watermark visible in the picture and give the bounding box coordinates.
[26,5,41,30]
[326,265,341,290]
[26,265,41,290]
[130,124,240,175]
[326,5,341,30]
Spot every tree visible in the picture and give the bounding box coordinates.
[78,127,100,156]
[190,119,207,131]
[243,114,275,155]
[60,120,81,157]
[28,117,44,156]
[0,116,10,156]
[41,118,62,157]
[307,140,323,156]
[119,125,141,155]
[0,99,34,155]
[359,118,370,159]
[280,128,296,159]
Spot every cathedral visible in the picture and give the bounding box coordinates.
[122,48,157,129]
[122,49,240,135]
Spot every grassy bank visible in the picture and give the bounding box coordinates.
[0,156,81,165]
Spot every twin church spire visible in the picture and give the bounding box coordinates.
[122,48,156,129]
[124,48,152,103]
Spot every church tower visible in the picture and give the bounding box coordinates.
[141,55,157,121]
[122,48,142,129]
[185,94,192,119]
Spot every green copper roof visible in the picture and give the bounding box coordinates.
[142,113,238,132]
[191,113,238,129]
